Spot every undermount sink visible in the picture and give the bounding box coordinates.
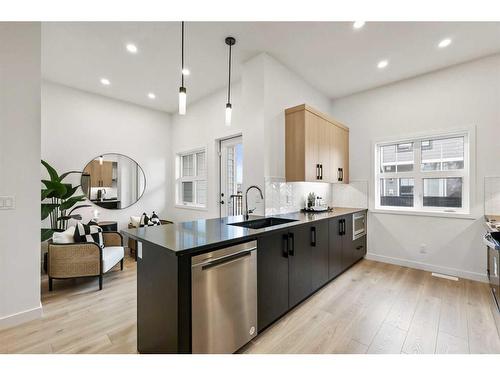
[228,217,298,229]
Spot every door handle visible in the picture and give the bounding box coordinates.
[311,226,316,247]
[282,234,289,258]
[201,250,252,270]
[288,232,295,256]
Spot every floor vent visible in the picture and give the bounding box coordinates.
[431,272,459,281]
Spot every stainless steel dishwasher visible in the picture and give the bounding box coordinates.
[191,240,257,354]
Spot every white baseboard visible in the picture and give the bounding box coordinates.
[0,303,42,330]
[365,252,488,283]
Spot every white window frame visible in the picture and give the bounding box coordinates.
[175,147,208,210]
[374,129,473,217]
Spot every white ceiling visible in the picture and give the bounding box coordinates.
[42,22,500,113]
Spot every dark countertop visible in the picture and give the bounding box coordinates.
[122,207,367,256]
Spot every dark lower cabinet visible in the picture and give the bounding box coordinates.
[328,217,343,279]
[341,215,354,270]
[258,212,367,332]
[257,229,290,331]
[288,224,313,307]
[311,220,329,291]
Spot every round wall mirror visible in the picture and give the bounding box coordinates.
[81,153,146,209]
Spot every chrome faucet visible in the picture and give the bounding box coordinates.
[245,185,264,220]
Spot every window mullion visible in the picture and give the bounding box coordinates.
[414,140,423,210]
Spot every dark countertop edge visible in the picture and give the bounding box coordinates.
[122,207,368,257]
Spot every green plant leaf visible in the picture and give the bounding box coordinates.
[41,188,54,200]
[42,180,67,198]
[59,195,86,211]
[41,228,55,242]
[59,170,82,181]
[41,160,60,182]
[41,203,58,220]
[69,204,91,214]
[61,184,80,199]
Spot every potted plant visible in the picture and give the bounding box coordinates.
[41,160,90,241]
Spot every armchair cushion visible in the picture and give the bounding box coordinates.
[102,246,125,273]
[74,222,104,248]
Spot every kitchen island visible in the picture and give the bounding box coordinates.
[123,207,367,354]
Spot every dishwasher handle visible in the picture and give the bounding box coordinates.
[200,249,253,271]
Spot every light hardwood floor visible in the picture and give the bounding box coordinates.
[1,257,499,354]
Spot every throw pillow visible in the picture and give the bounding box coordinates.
[74,221,104,248]
[139,212,150,227]
[130,215,141,228]
[52,226,76,244]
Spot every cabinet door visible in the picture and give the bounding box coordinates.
[341,215,354,270]
[318,121,331,182]
[351,236,367,264]
[311,220,329,290]
[331,126,349,183]
[85,160,101,187]
[257,229,290,330]
[328,217,343,279]
[339,128,349,183]
[288,225,313,307]
[100,161,114,187]
[304,111,320,182]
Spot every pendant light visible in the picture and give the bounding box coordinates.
[178,21,187,115]
[225,36,236,126]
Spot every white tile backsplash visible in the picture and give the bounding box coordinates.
[485,177,500,215]
[264,177,331,215]
[331,180,369,209]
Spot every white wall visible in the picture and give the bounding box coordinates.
[0,23,42,328]
[331,54,500,281]
[168,82,243,222]
[42,81,172,230]
[168,53,334,222]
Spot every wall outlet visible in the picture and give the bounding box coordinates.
[419,244,427,254]
[0,196,15,210]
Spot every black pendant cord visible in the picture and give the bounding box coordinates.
[227,42,232,104]
[181,21,185,88]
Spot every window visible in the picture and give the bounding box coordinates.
[375,132,470,214]
[177,149,207,208]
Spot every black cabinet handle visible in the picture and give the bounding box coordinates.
[340,168,344,182]
[316,164,320,180]
[288,232,295,256]
[341,219,346,235]
[311,226,316,247]
[282,234,289,258]
[338,219,343,236]
[319,164,323,180]
[356,245,364,251]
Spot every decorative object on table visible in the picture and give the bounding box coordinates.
[128,215,173,261]
[307,192,316,209]
[74,221,104,248]
[139,212,162,227]
[47,228,124,291]
[81,153,146,210]
[301,206,333,213]
[41,160,91,242]
[96,221,118,232]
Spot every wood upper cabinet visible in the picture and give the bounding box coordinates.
[84,160,114,187]
[285,104,349,183]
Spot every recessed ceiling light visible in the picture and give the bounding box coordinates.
[377,60,389,69]
[182,68,190,76]
[126,43,138,54]
[100,78,110,86]
[353,21,365,29]
[438,38,452,48]
[148,92,156,99]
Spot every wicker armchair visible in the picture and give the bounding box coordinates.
[47,232,124,291]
